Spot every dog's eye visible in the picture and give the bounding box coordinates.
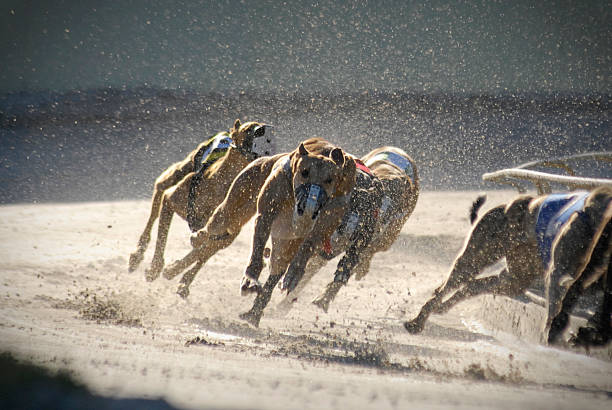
[325,178,332,184]
[301,169,309,178]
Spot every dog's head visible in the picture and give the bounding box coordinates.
[289,140,355,234]
[230,119,275,157]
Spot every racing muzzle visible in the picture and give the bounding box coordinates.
[251,125,277,157]
[294,183,329,221]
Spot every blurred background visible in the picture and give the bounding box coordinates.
[1,0,610,203]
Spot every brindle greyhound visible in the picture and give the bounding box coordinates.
[128,119,272,287]
[279,146,420,314]
[404,186,612,348]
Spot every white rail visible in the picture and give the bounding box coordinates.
[482,152,612,194]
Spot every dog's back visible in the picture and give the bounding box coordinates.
[322,146,419,263]
[364,147,419,242]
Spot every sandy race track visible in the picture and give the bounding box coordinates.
[1,190,611,409]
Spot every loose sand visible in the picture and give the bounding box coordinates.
[1,190,610,409]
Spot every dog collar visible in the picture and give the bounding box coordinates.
[354,159,374,176]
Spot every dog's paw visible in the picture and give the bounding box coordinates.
[128,251,144,272]
[240,274,262,296]
[312,281,342,312]
[403,319,425,334]
[177,283,190,299]
[568,326,610,348]
[281,266,304,293]
[238,309,261,328]
[312,295,331,313]
[145,268,161,282]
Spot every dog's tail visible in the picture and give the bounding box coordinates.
[469,194,487,224]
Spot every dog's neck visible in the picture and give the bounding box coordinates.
[231,143,259,162]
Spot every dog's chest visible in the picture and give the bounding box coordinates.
[271,203,305,240]
[325,170,385,255]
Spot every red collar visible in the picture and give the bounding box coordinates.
[354,159,373,176]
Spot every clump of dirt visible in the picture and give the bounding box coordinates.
[184,336,224,347]
[464,363,524,384]
[271,335,392,369]
[63,289,142,327]
[351,342,391,367]
[464,363,488,380]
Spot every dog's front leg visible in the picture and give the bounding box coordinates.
[240,211,274,294]
[281,199,346,293]
[241,175,289,295]
[162,247,201,280]
[277,255,329,315]
[313,201,378,312]
[240,238,302,327]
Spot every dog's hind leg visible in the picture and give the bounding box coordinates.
[176,261,203,299]
[404,206,509,334]
[145,196,174,282]
[435,274,503,314]
[129,188,165,272]
[162,247,200,280]
[543,204,612,345]
[172,233,238,298]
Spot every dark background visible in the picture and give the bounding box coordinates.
[0,1,610,203]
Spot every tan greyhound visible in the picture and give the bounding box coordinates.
[128,119,273,285]
[237,138,357,327]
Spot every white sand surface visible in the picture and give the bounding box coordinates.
[1,190,610,409]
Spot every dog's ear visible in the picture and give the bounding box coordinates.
[330,148,345,167]
[233,119,241,132]
[335,155,356,196]
[298,143,309,156]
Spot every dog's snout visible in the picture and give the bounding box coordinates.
[295,183,328,219]
[254,126,266,138]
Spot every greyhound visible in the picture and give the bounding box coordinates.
[404,186,612,348]
[128,119,273,288]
